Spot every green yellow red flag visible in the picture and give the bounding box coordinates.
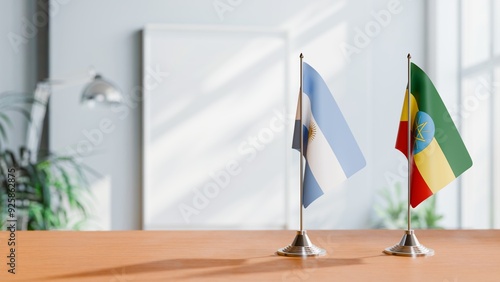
[395,63,473,208]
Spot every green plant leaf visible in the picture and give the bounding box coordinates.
[373,182,444,229]
[1,144,93,230]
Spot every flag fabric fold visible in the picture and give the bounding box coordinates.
[292,62,366,208]
[396,62,473,208]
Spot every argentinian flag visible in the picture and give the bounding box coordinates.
[292,62,366,208]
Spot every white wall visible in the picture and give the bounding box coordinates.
[49,0,426,230]
[0,0,37,150]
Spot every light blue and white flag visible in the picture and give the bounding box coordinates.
[292,62,366,208]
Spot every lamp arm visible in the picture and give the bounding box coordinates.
[25,68,121,161]
[26,82,51,162]
[25,67,96,161]
[43,67,96,88]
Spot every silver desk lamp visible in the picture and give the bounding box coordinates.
[26,68,122,161]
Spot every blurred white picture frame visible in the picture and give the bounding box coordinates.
[142,24,292,230]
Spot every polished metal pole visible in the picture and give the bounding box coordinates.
[299,53,304,232]
[407,53,412,232]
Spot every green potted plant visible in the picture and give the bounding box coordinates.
[0,92,94,230]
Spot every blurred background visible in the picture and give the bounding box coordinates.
[0,0,498,230]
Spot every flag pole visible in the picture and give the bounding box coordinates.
[277,53,325,257]
[407,53,412,232]
[299,52,304,232]
[383,53,434,257]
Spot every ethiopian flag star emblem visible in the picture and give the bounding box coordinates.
[395,63,473,208]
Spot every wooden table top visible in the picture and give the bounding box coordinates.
[0,229,499,281]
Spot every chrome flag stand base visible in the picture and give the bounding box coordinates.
[384,230,434,257]
[277,230,326,257]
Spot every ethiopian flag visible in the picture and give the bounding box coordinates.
[395,63,472,208]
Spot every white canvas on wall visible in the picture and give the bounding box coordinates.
[142,24,290,229]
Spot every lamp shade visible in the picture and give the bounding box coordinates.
[81,74,122,105]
